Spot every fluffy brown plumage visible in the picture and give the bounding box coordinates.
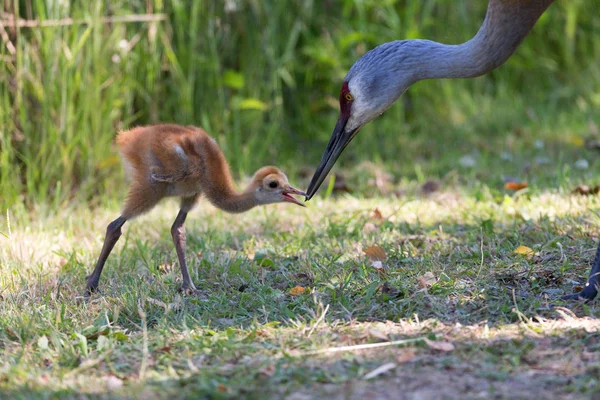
[85,124,305,295]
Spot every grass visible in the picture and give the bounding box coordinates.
[2,1,600,398]
[1,0,599,206]
[2,159,600,397]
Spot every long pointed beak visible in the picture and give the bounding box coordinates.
[305,115,358,200]
[282,185,307,207]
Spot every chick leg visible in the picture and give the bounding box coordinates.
[86,216,127,295]
[171,195,200,293]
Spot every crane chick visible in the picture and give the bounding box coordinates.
[85,124,306,295]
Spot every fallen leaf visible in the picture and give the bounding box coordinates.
[395,349,416,364]
[514,245,534,259]
[571,185,600,195]
[289,286,305,296]
[217,384,228,393]
[363,362,397,380]
[367,329,389,341]
[371,208,384,221]
[196,251,203,259]
[504,181,528,190]
[424,338,455,352]
[155,346,171,354]
[418,271,436,288]
[364,245,387,262]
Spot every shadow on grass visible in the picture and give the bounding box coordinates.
[2,203,600,399]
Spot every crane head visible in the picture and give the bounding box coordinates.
[306,41,415,200]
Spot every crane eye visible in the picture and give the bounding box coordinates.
[344,93,353,101]
[268,181,278,189]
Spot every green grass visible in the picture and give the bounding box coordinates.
[2,0,600,398]
[1,0,599,206]
[2,167,600,398]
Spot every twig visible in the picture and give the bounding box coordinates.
[294,337,424,357]
[0,13,166,28]
[0,20,16,55]
[306,303,329,338]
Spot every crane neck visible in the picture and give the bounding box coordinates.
[414,0,554,81]
[199,138,259,214]
[207,188,258,214]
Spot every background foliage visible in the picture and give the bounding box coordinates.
[1,0,599,208]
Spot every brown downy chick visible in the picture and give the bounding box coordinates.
[85,124,305,295]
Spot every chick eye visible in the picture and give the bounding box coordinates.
[344,93,353,101]
[268,181,278,189]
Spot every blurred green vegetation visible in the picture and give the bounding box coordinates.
[1,0,599,208]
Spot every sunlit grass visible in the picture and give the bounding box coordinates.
[1,188,599,398]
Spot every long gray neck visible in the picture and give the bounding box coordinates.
[414,0,554,81]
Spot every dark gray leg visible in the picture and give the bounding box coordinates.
[172,195,200,293]
[171,210,196,291]
[86,216,127,295]
[563,241,600,301]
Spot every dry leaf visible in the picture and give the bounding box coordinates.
[504,181,528,190]
[364,245,387,262]
[418,271,436,288]
[289,286,306,296]
[371,208,384,221]
[367,329,389,341]
[196,251,203,259]
[155,346,172,354]
[217,384,228,393]
[514,245,534,259]
[363,362,397,380]
[395,349,416,364]
[424,338,455,352]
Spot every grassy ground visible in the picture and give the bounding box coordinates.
[2,2,600,398]
[2,165,600,398]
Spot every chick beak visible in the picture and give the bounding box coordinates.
[282,186,307,207]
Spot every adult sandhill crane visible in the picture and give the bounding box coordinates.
[85,124,305,295]
[305,0,598,301]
